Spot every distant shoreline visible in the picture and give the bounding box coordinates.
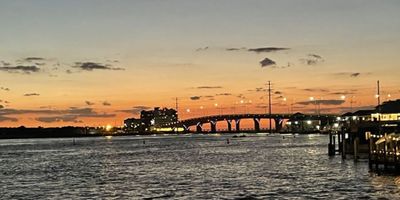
[0,127,323,140]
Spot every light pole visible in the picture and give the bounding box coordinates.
[310,97,317,114]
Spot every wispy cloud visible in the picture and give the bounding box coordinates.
[303,88,330,93]
[117,106,151,114]
[0,87,10,91]
[0,115,18,122]
[296,99,345,105]
[301,54,324,65]
[195,86,223,89]
[248,47,290,53]
[0,107,116,123]
[216,93,232,96]
[195,46,209,52]
[190,96,201,100]
[333,72,365,78]
[85,101,95,106]
[73,62,124,71]
[102,101,111,106]
[24,93,40,96]
[23,57,45,62]
[0,65,41,74]
[36,115,83,123]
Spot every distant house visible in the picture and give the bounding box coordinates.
[371,100,400,121]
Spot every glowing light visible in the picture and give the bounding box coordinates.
[306,120,312,125]
[105,124,113,131]
[352,116,357,120]
[200,106,204,109]
[283,97,287,101]
[214,103,218,107]
[340,95,346,100]
[388,94,391,98]
[309,97,315,101]
[316,125,320,130]
[375,94,379,98]
[334,123,339,128]
[186,108,190,113]
[105,135,112,139]
[240,100,244,104]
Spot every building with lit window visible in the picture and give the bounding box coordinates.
[140,107,178,131]
[123,118,142,132]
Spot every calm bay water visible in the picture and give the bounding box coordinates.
[1,134,399,199]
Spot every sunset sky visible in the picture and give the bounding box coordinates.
[1,0,400,127]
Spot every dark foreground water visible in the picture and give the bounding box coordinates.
[1,134,399,199]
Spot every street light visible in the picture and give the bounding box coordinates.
[309,97,317,114]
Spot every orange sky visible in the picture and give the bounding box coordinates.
[1,1,400,127]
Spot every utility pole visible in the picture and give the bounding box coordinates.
[377,80,381,108]
[268,81,272,134]
[175,97,179,121]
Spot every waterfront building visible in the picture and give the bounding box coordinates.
[140,107,178,131]
[123,118,142,132]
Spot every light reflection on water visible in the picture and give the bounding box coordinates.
[0,134,399,199]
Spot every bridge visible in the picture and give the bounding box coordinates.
[165,113,339,133]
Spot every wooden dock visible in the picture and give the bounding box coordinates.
[328,121,400,173]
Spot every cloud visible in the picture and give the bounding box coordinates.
[0,107,115,123]
[0,107,114,117]
[117,106,151,114]
[103,101,111,106]
[301,54,324,65]
[308,54,322,59]
[195,86,223,89]
[0,65,41,74]
[330,91,356,95]
[333,72,363,78]
[226,47,246,51]
[190,96,201,100]
[1,61,11,66]
[0,87,10,91]
[85,101,95,106]
[274,91,282,95]
[24,57,45,62]
[24,93,40,96]
[195,46,209,52]
[36,115,82,123]
[248,47,290,53]
[73,62,124,71]
[32,107,115,123]
[0,115,18,122]
[260,57,276,67]
[216,93,232,96]
[296,99,345,105]
[303,88,330,93]
[350,73,360,77]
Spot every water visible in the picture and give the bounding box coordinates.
[0,134,399,199]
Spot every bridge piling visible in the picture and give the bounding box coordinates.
[254,118,260,132]
[210,120,217,133]
[235,119,241,132]
[227,120,232,132]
